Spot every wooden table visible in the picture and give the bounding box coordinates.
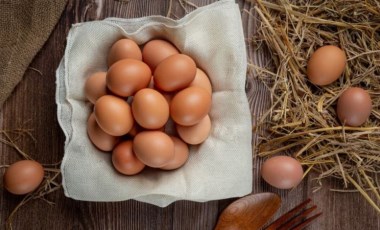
[1,0,379,229]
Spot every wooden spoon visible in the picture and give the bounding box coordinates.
[214,193,281,230]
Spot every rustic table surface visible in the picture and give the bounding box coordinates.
[0,0,379,229]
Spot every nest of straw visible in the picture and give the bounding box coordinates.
[250,0,380,213]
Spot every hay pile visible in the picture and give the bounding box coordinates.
[251,0,380,213]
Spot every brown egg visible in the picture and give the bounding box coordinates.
[84,72,107,104]
[87,113,119,151]
[176,115,211,145]
[107,39,142,67]
[337,87,372,126]
[307,45,346,86]
[189,68,212,95]
[161,136,189,170]
[112,140,145,175]
[94,95,134,136]
[4,160,44,195]
[261,156,304,189]
[133,131,174,168]
[132,88,169,129]
[154,54,197,92]
[107,59,151,97]
[171,87,211,126]
[142,39,179,71]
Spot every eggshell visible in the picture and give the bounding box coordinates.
[261,156,304,189]
[307,45,346,86]
[170,87,211,126]
[161,136,189,170]
[4,160,44,195]
[107,59,151,97]
[112,140,145,175]
[189,68,212,95]
[337,87,372,126]
[94,95,134,136]
[142,39,179,71]
[132,88,169,129]
[84,72,107,104]
[154,54,197,92]
[176,115,211,145]
[133,131,174,168]
[87,113,119,151]
[108,39,142,67]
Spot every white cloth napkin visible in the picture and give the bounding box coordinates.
[56,0,252,207]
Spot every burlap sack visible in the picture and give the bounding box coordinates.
[57,0,252,207]
[0,0,67,108]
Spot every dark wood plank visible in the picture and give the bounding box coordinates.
[0,0,218,229]
[1,0,380,229]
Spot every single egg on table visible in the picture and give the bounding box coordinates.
[112,140,145,175]
[154,54,197,92]
[87,113,119,151]
[161,136,189,170]
[4,160,45,195]
[107,38,142,67]
[107,59,151,97]
[84,72,107,104]
[261,156,304,189]
[170,86,211,126]
[142,39,179,71]
[307,45,346,86]
[337,87,372,127]
[133,131,174,168]
[94,95,134,136]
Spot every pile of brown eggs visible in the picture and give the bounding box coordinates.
[85,39,213,175]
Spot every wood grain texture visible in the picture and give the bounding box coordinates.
[0,0,379,229]
[215,193,281,230]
